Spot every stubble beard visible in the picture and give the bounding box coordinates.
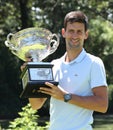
[67,40,82,50]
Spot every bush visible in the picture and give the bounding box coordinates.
[5,103,49,130]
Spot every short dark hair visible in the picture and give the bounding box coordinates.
[64,11,88,31]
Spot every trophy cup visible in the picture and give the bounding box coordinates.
[5,27,59,98]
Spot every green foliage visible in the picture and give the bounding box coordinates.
[108,85,113,100]
[7,103,49,130]
[86,17,113,56]
[108,85,113,113]
[33,0,113,33]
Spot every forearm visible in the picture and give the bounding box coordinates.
[69,94,108,113]
[39,83,108,113]
[29,98,47,110]
[68,86,108,113]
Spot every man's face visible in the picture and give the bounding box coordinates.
[62,22,88,50]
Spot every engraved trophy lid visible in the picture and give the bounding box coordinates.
[5,27,59,62]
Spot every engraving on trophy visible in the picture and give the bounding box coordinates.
[29,68,53,80]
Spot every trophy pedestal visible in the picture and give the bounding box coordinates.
[20,81,58,98]
[20,62,58,98]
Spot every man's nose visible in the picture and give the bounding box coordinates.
[72,32,79,38]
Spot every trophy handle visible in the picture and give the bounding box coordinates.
[49,33,59,54]
[5,33,13,47]
[5,33,18,54]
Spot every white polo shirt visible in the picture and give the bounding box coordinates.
[49,49,107,130]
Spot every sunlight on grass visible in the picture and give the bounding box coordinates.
[93,115,113,130]
[94,124,113,130]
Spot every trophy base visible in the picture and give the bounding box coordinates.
[20,81,58,98]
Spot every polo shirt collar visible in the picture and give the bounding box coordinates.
[63,48,86,64]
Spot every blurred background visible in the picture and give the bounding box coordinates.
[0,0,113,129]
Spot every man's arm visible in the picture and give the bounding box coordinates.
[29,98,47,110]
[39,82,108,113]
[69,86,108,113]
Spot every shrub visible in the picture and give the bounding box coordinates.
[6,103,49,130]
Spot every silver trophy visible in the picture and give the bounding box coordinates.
[5,27,59,98]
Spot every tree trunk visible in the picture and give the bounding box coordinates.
[19,0,33,29]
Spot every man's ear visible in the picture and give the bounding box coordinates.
[85,30,89,40]
[61,28,65,38]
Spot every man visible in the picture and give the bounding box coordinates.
[29,11,108,130]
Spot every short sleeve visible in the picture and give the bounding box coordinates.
[90,57,107,88]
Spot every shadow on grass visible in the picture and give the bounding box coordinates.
[93,114,113,129]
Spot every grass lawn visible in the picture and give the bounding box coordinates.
[93,114,113,130]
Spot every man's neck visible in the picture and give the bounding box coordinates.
[65,48,83,62]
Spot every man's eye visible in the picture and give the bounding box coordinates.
[69,30,74,33]
[77,30,83,34]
